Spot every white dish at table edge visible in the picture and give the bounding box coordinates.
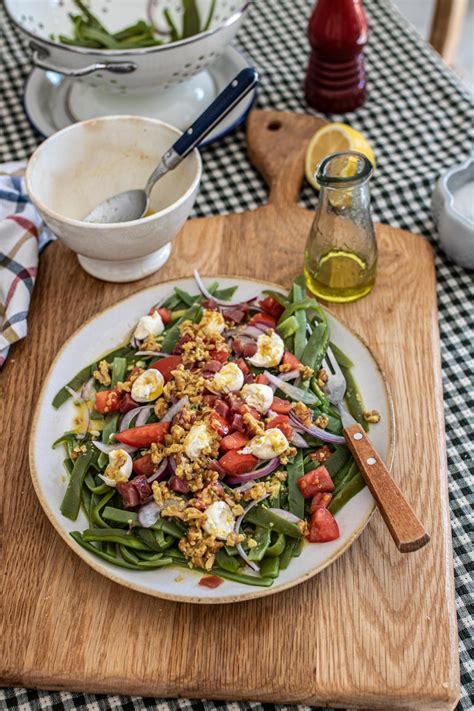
[29,276,395,604]
[23,46,256,144]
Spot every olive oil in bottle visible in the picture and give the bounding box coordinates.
[304,152,377,303]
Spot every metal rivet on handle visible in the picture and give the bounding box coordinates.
[367,457,376,465]
[232,79,238,87]
[187,128,193,135]
[353,432,363,440]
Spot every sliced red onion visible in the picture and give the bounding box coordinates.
[194,270,258,308]
[147,457,169,484]
[226,457,280,485]
[290,431,310,448]
[65,385,79,398]
[263,370,318,406]
[168,456,177,474]
[233,480,258,494]
[278,369,300,382]
[136,405,154,427]
[161,396,189,423]
[234,493,270,573]
[138,500,162,528]
[289,411,345,445]
[119,405,148,432]
[238,326,264,340]
[92,441,137,455]
[80,377,95,400]
[130,336,139,349]
[135,351,171,357]
[268,508,302,524]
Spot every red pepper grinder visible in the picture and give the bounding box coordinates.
[304,0,368,113]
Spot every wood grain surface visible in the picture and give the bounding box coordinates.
[0,110,459,709]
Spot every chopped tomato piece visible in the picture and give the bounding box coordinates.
[169,474,189,493]
[150,355,181,382]
[199,575,224,588]
[282,351,301,370]
[95,389,121,415]
[115,422,170,448]
[311,445,333,463]
[259,296,284,319]
[132,453,156,477]
[310,492,333,513]
[255,373,270,385]
[209,349,229,363]
[271,396,292,415]
[209,413,231,437]
[265,414,293,439]
[220,431,249,451]
[307,507,340,543]
[238,404,261,420]
[297,465,335,498]
[248,312,277,329]
[149,306,172,325]
[235,357,250,375]
[219,450,258,475]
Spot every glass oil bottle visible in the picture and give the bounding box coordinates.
[304,151,377,302]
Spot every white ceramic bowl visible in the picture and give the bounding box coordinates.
[25,115,202,282]
[432,156,474,270]
[5,0,249,92]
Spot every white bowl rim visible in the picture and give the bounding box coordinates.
[437,156,474,230]
[5,0,251,56]
[25,114,202,230]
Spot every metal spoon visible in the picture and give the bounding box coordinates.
[84,67,259,224]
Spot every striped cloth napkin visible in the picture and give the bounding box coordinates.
[0,161,54,366]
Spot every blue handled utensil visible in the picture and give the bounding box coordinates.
[85,67,259,224]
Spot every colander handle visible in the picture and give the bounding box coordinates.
[171,67,259,160]
[30,47,136,77]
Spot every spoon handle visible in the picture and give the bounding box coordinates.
[173,67,258,157]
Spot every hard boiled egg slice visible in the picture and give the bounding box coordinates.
[248,331,284,368]
[241,428,289,459]
[131,369,164,403]
[184,422,213,460]
[211,362,244,393]
[100,448,133,487]
[203,501,235,540]
[241,383,274,414]
[134,311,164,341]
[199,309,225,336]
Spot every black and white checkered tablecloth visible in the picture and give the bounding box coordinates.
[2,0,473,709]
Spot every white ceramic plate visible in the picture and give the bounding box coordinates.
[30,276,394,604]
[23,46,256,144]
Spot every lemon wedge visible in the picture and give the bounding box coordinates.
[305,123,376,190]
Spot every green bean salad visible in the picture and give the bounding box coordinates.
[53,274,377,589]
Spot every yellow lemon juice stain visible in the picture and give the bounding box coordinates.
[305,249,376,303]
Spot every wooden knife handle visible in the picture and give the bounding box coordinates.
[344,423,430,552]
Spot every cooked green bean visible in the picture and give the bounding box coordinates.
[60,448,93,520]
[325,446,351,477]
[111,357,127,387]
[329,471,365,515]
[90,489,115,528]
[292,278,308,359]
[259,556,280,578]
[279,538,297,570]
[287,451,305,519]
[248,526,272,562]
[246,506,302,539]
[341,365,369,431]
[211,568,274,587]
[265,532,286,558]
[301,322,329,372]
[277,315,299,339]
[83,527,151,550]
[330,342,354,368]
[215,550,241,573]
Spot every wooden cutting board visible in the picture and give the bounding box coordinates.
[1,110,459,709]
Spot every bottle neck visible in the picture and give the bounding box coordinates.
[308,0,368,60]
